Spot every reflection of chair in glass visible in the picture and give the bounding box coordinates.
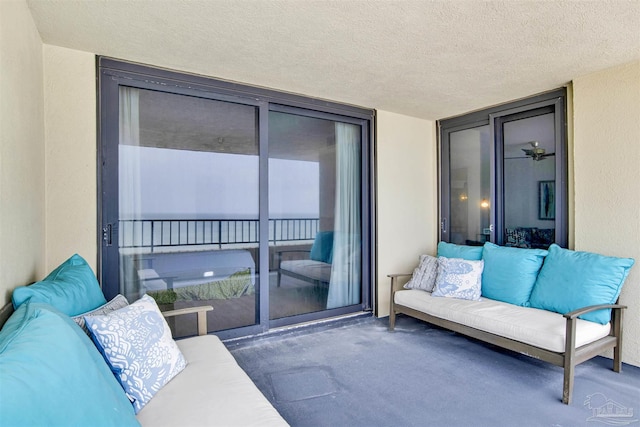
[276,231,333,288]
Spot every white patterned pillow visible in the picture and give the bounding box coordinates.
[404,255,438,292]
[84,294,187,413]
[432,257,484,301]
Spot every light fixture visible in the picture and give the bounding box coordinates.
[480,199,490,208]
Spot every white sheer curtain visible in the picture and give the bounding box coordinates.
[118,87,141,300]
[326,122,361,309]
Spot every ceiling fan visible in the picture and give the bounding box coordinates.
[522,141,553,161]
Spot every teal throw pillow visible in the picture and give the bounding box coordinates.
[85,295,187,414]
[529,244,635,324]
[481,242,548,306]
[310,231,334,264]
[0,301,139,427]
[12,254,107,316]
[437,241,483,261]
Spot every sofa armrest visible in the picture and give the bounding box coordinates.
[387,273,412,293]
[162,305,213,336]
[563,303,627,320]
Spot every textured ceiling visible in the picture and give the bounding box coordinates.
[26,0,640,120]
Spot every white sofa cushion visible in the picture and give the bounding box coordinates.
[394,289,610,353]
[136,334,289,427]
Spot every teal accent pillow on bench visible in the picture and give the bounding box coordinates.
[529,244,635,324]
[437,241,483,261]
[0,301,139,426]
[11,254,107,316]
[481,242,548,306]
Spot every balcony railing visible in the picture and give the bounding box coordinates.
[119,218,319,252]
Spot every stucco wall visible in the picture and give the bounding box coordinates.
[0,1,46,305]
[572,61,640,367]
[4,10,636,365]
[376,110,437,316]
[43,45,97,272]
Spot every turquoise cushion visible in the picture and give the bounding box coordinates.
[310,231,334,264]
[529,244,635,324]
[481,242,547,306]
[0,301,139,427]
[12,254,107,316]
[437,242,483,261]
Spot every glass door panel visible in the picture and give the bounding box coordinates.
[501,110,556,249]
[268,111,362,319]
[447,125,491,245]
[118,87,259,337]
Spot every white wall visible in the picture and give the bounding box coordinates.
[573,61,640,367]
[44,45,101,273]
[376,110,437,316]
[0,0,46,305]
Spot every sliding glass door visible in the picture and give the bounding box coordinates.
[497,107,560,249]
[117,87,260,336]
[99,58,372,339]
[268,111,362,320]
[440,124,491,245]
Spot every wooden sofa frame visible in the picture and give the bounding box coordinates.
[388,273,626,405]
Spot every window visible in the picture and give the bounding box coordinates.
[98,58,373,339]
[439,89,567,249]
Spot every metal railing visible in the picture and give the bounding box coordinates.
[119,218,319,251]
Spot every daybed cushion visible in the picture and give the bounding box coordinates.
[281,259,332,283]
[404,254,438,292]
[85,295,186,414]
[481,242,547,306]
[437,242,483,260]
[394,289,611,353]
[136,334,289,427]
[0,301,139,426]
[432,258,483,301]
[11,253,107,316]
[529,244,635,324]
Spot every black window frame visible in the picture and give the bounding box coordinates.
[438,88,568,248]
[97,57,375,338]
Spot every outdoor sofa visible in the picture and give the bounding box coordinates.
[389,242,634,404]
[0,254,289,426]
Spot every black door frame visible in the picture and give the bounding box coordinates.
[97,57,374,339]
[438,88,567,248]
